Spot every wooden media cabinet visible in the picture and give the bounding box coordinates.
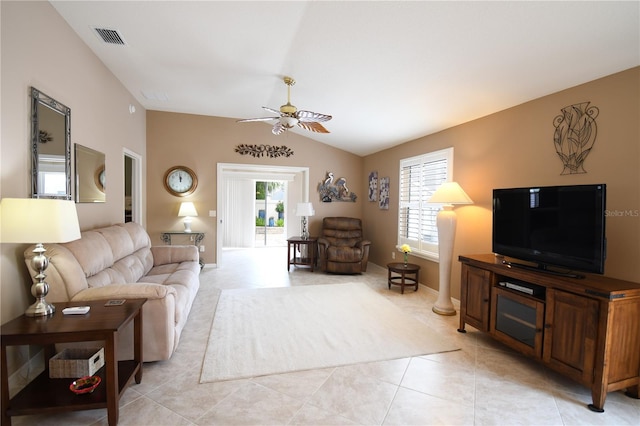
[457,254,640,412]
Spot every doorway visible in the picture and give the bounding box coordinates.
[123,149,142,224]
[255,180,287,247]
[217,163,310,267]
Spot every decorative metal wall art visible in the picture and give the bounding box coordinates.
[318,171,357,202]
[234,144,294,158]
[368,171,378,201]
[553,102,599,175]
[379,177,390,210]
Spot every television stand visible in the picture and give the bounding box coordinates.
[458,254,640,412]
[501,259,585,279]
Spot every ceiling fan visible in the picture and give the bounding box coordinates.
[237,76,332,135]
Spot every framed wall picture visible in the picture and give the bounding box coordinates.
[379,176,389,210]
[368,171,378,201]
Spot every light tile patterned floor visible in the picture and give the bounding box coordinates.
[10,247,640,425]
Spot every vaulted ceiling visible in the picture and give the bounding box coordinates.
[51,1,639,156]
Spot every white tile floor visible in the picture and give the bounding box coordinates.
[10,247,640,425]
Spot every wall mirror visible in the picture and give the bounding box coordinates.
[75,144,106,203]
[31,87,71,199]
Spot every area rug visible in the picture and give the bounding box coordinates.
[200,282,459,383]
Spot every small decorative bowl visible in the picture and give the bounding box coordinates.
[69,375,101,394]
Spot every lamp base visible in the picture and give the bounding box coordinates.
[432,304,456,316]
[26,243,56,317]
[25,299,55,317]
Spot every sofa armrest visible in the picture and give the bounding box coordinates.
[151,245,199,266]
[70,283,177,302]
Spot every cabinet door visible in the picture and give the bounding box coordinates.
[460,264,492,331]
[543,289,599,385]
[490,287,545,358]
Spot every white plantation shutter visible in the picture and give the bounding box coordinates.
[398,148,453,260]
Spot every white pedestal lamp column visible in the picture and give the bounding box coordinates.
[428,182,473,316]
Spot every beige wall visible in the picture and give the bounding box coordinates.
[1,1,146,372]
[363,67,640,298]
[146,111,363,264]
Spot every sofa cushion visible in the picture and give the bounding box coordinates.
[64,231,114,277]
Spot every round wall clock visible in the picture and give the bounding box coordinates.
[164,166,198,197]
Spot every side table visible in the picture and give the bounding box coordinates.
[1,299,146,426]
[387,263,420,294]
[287,236,318,272]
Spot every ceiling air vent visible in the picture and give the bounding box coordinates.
[93,27,127,46]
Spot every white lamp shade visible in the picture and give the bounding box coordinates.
[178,202,198,217]
[428,182,473,205]
[0,198,81,243]
[296,202,315,217]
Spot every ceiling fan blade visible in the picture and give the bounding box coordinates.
[237,117,278,123]
[262,106,282,116]
[272,121,287,135]
[296,110,332,123]
[298,121,330,134]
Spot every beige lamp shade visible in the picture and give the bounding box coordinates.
[0,198,81,243]
[428,182,473,205]
[178,202,198,217]
[295,202,315,217]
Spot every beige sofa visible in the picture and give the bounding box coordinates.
[24,222,200,362]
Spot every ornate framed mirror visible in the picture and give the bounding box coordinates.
[31,87,71,199]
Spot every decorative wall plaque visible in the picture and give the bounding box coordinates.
[318,171,357,202]
[234,144,293,158]
[553,102,599,175]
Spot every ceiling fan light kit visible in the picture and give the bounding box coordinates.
[238,76,332,135]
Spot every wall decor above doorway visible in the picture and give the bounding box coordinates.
[234,144,294,158]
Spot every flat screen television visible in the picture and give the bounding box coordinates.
[492,184,606,277]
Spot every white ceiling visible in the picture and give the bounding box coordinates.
[50,1,639,157]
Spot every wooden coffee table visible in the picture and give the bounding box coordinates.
[387,263,420,294]
[1,299,146,426]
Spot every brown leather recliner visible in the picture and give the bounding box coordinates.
[317,217,371,274]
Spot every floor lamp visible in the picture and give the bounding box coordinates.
[428,182,473,316]
[0,198,81,316]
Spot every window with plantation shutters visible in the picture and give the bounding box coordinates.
[398,147,453,260]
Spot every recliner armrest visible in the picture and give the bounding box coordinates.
[356,240,371,248]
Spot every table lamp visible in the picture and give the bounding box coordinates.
[0,198,81,316]
[427,182,473,315]
[296,202,315,240]
[178,202,198,232]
